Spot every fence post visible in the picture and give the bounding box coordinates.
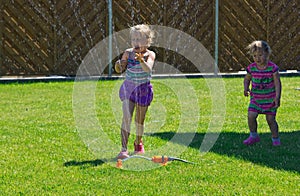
[0,0,3,76]
[53,1,57,75]
[108,0,113,77]
[267,0,270,42]
[214,0,219,76]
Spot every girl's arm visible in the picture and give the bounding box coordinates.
[244,73,251,96]
[114,51,129,73]
[135,50,156,73]
[273,71,282,108]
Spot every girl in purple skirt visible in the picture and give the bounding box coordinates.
[114,24,156,159]
[243,41,282,146]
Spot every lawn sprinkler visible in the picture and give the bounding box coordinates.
[116,155,195,169]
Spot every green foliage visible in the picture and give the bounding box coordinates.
[0,77,299,195]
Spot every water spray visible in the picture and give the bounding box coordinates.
[116,155,196,169]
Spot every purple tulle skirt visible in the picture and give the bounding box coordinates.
[119,80,153,106]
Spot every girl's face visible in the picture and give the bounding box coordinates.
[252,50,269,67]
[131,32,149,52]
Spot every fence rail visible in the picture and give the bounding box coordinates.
[0,0,299,76]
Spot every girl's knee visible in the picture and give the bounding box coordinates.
[266,115,277,125]
[122,117,132,130]
[248,112,258,121]
[248,115,255,121]
[267,119,277,126]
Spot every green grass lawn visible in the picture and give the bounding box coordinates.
[1,77,299,195]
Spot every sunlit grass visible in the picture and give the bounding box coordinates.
[0,77,299,195]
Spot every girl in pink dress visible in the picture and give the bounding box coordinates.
[243,41,282,146]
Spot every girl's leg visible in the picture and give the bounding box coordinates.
[135,104,148,144]
[121,100,135,151]
[244,111,260,145]
[248,111,258,133]
[266,114,279,138]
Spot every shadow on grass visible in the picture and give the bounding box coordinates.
[151,130,300,173]
[64,159,105,167]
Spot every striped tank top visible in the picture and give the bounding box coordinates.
[246,61,279,114]
[125,51,151,84]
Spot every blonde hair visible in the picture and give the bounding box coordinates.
[130,24,155,47]
[247,40,271,55]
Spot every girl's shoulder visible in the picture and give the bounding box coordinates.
[146,49,156,57]
[123,48,134,59]
[147,49,155,54]
[268,61,278,67]
[268,61,279,72]
[124,48,134,53]
[248,62,256,68]
[246,62,256,73]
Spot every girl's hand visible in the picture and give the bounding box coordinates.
[244,89,250,97]
[114,60,122,73]
[134,50,155,73]
[135,53,146,63]
[273,97,281,108]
